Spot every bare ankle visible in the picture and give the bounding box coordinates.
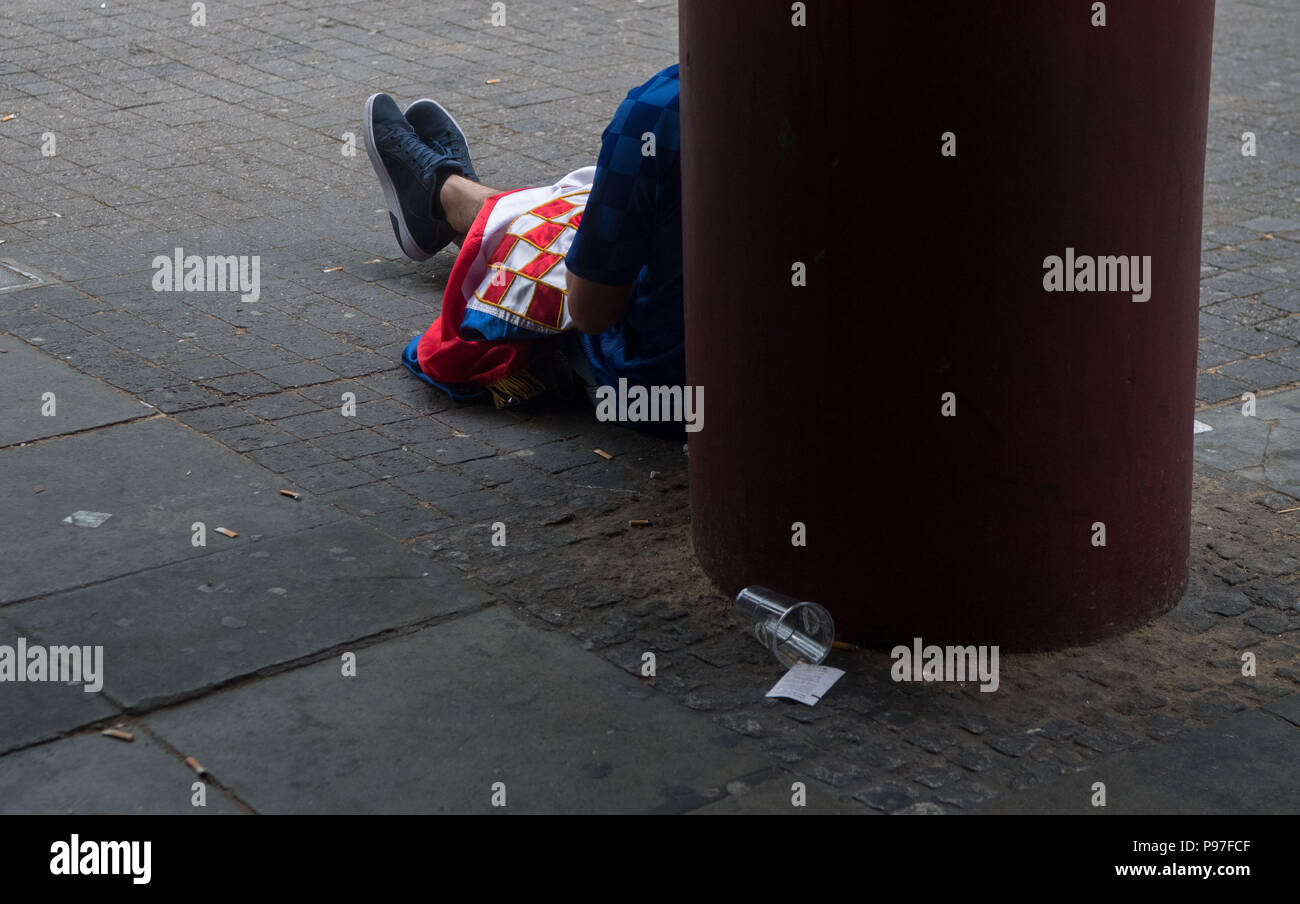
[439,174,496,234]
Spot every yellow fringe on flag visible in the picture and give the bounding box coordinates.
[485,371,546,408]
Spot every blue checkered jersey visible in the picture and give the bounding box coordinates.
[565,64,683,391]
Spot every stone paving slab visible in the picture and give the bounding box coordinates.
[0,333,150,447]
[1193,386,1300,496]
[0,613,119,756]
[4,519,496,711]
[141,605,769,814]
[1262,693,1300,728]
[0,731,245,815]
[1196,0,1300,404]
[687,770,861,815]
[0,417,340,605]
[976,708,1300,815]
[0,263,40,292]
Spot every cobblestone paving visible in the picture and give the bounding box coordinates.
[1196,0,1300,405]
[1,0,1296,813]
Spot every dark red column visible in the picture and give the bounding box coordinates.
[680,1,1217,650]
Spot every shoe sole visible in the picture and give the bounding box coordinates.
[407,98,477,182]
[364,92,433,262]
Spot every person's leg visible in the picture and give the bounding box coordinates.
[366,93,514,258]
[402,100,502,244]
[439,174,502,237]
[365,93,466,261]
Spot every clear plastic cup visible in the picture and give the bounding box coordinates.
[734,586,835,668]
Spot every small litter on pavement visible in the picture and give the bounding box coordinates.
[62,511,112,528]
[1194,420,1213,434]
[766,664,845,706]
[279,489,301,500]
[215,527,238,538]
[735,585,835,667]
[101,728,134,742]
[593,449,612,460]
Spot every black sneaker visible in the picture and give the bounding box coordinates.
[363,92,461,261]
[404,98,479,186]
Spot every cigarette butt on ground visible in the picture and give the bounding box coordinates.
[832,640,860,652]
[594,449,613,460]
[0,114,15,122]
[322,266,343,272]
[185,756,208,776]
[362,258,382,264]
[279,489,301,500]
[101,728,134,742]
[629,519,651,527]
[215,527,238,538]
[486,78,500,84]
[1278,506,1300,514]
